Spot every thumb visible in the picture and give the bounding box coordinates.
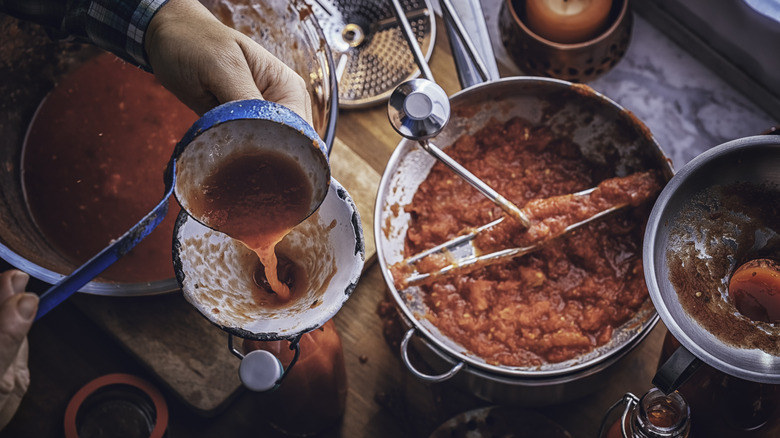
[0,272,37,374]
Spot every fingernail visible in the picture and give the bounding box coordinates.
[11,271,29,294]
[17,293,39,320]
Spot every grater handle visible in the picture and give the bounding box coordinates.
[390,0,435,81]
[440,0,499,88]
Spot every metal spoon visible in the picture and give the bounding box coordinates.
[387,0,530,228]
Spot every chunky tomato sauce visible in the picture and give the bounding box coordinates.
[399,117,663,367]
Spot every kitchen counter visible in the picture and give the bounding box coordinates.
[3,3,778,438]
[483,0,776,168]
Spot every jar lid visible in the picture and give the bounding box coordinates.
[239,350,284,392]
[64,373,169,438]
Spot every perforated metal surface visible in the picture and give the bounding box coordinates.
[307,0,435,108]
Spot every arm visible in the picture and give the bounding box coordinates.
[144,0,312,119]
[1,0,312,119]
[0,0,167,68]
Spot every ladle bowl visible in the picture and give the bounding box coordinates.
[644,135,780,385]
[172,99,331,231]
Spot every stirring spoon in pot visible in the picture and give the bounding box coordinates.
[387,0,531,228]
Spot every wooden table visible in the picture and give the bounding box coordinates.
[2,18,667,438]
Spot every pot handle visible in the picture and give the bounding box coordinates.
[400,327,464,382]
[652,345,703,394]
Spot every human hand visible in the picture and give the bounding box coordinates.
[144,0,313,123]
[0,270,38,429]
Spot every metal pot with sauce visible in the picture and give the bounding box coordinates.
[374,4,673,405]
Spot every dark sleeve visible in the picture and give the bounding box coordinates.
[0,0,169,69]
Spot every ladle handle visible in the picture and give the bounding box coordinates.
[35,178,173,321]
[390,0,434,81]
[390,0,492,87]
[652,345,704,394]
[418,140,531,227]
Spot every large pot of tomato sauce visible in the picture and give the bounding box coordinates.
[375,72,674,405]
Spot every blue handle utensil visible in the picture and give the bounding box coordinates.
[34,100,330,321]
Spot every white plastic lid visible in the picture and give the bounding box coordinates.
[238,350,284,392]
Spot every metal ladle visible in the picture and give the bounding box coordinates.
[387,0,530,228]
[171,100,330,234]
[34,99,331,321]
[645,135,780,391]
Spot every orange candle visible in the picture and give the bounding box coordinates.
[525,0,613,44]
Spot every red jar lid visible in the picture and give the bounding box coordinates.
[64,373,169,438]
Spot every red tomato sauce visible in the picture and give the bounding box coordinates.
[400,117,662,367]
[22,53,197,283]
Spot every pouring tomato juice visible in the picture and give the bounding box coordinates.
[186,150,313,301]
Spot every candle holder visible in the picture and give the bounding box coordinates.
[499,0,632,83]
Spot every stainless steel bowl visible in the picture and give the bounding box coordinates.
[644,135,780,384]
[0,0,337,296]
[375,77,673,405]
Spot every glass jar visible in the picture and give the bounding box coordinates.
[658,333,780,437]
[601,387,691,438]
[242,320,347,437]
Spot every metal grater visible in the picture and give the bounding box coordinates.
[306,0,436,108]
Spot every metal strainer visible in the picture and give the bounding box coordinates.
[307,0,435,108]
